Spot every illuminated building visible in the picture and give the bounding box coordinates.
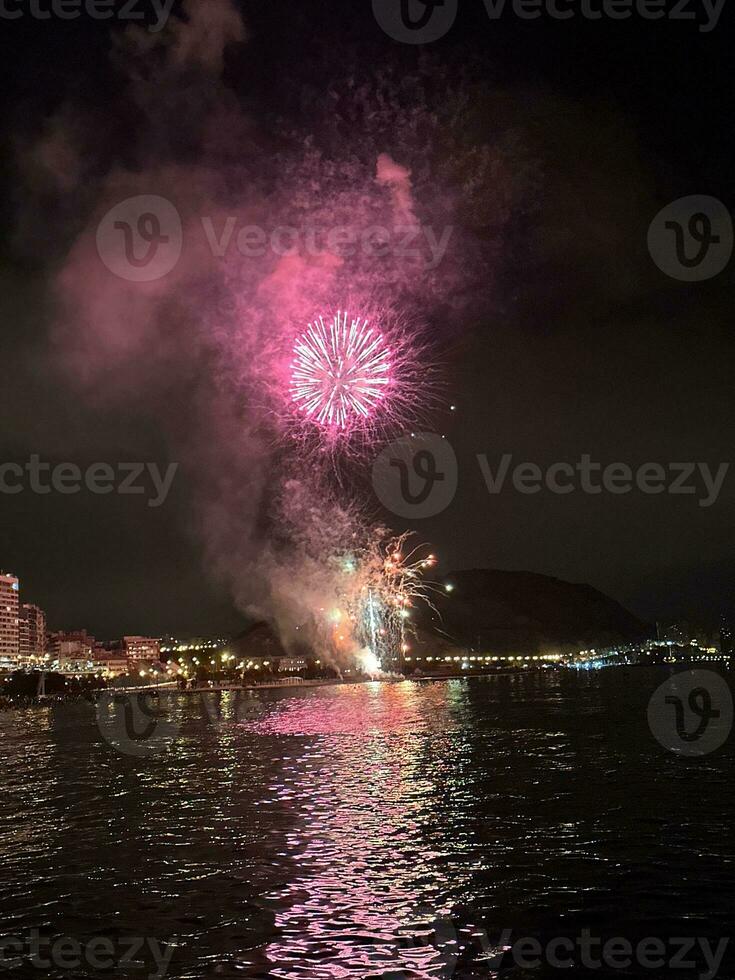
[0,572,20,666]
[124,636,162,664]
[18,604,47,662]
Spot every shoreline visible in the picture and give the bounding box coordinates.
[2,661,730,711]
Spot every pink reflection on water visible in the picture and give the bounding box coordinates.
[243,682,452,737]
[242,683,462,978]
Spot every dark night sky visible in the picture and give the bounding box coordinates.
[1,0,734,637]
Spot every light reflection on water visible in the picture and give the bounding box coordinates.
[243,683,465,978]
[0,671,733,979]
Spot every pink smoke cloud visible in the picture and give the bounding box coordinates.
[17,0,530,646]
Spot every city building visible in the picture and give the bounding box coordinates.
[0,573,20,667]
[124,636,162,664]
[49,630,95,671]
[18,604,47,662]
[278,656,308,673]
[91,644,129,676]
[49,630,95,658]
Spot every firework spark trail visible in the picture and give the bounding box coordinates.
[311,530,437,674]
[291,311,392,430]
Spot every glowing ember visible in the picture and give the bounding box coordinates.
[290,311,391,430]
[356,648,382,677]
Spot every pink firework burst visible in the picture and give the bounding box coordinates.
[290,311,392,431]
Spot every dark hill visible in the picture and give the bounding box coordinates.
[421,569,651,654]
